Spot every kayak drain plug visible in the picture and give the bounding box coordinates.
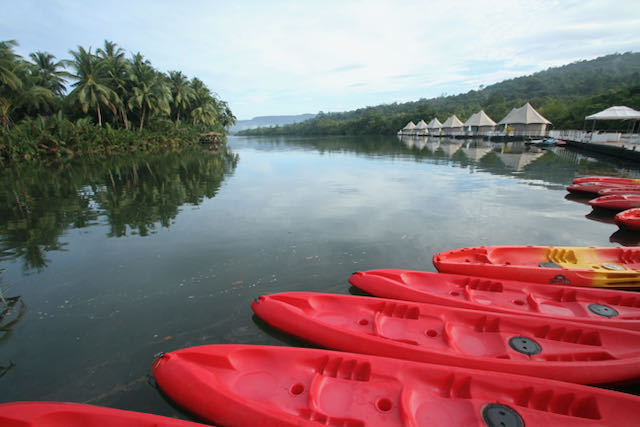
[508,336,541,356]
[482,403,524,427]
[588,303,618,318]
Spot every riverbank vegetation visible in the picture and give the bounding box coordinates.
[1,40,236,163]
[239,52,640,136]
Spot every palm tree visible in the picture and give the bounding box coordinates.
[188,77,218,126]
[98,40,130,129]
[218,100,237,129]
[27,51,69,96]
[0,40,22,90]
[0,40,23,128]
[128,53,170,130]
[167,71,195,123]
[67,46,115,126]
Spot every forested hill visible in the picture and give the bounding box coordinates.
[239,52,640,136]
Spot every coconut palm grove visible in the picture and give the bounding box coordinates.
[0,40,236,163]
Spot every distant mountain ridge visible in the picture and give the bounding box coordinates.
[231,114,316,133]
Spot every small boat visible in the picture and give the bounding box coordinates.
[615,208,640,231]
[0,402,206,426]
[433,245,640,288]
[566,181,633,194]
[573,176,640,185]
[599,186,640,196]
[251,292,640,384]
[349,269,640,331]
[589,194,640,211]
[529,138,558,147]
[153,344,640,427]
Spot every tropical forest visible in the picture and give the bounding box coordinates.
[0,40,236,164]
[238,52,640,136]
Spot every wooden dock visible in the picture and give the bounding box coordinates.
[565,140,640,161]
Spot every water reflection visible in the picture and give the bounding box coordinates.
[0,296,26,341]
[585,209,617,225]
[1,272,25,377]
[394,135,640,184]
[0,149,238,271]
[564,193,594,206]
[610,229,640,246]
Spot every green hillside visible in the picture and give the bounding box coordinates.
[239,52,640,136]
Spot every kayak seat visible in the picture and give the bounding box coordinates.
[547,248,578,265]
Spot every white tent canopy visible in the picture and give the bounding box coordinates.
[585,106,640,120]
[427,118,442,129]
[414,120,428,130]
[498,103,551,125]
[442,115,464,128]
[464,110,496,127]
[402,121,416,130]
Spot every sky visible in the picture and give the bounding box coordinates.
[2,0,640,120]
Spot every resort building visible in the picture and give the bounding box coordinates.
[398,121,416,135]
[441,115,464,136]
[427,118,442,135]
[464,110,496,136]
[498,103,551,137]
[414,120,429,136]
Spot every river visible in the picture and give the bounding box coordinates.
[1,135,639,418]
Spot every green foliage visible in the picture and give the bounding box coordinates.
[0,113,208,163]
[240,52,640,136]
[0,39,236,162]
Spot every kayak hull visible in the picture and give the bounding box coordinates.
[349,269,640,331]
[153,344,640,427]
[589,194,640,211]
[251,292,640,384]
[573,177,640,185]
[0,402,205,426]
[567,182,633,194]
[599,186,640,196]
[433,245,640,288]
[615,208,640,231]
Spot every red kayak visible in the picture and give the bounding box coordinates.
[153,344,640,427]
[615,208,640,231]
[0,402,206,426]
[567,181,632,194]
[349,269,640,331]
[573,177,640,185]
[599,186,640,196]
[433,245,640,288]
[251,292,640,384]
[589,194,640,211]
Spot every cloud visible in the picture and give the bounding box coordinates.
[329,64,366,73]
[3,0,640,119]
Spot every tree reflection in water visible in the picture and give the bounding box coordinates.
[0,148,238,271]
[1,268,26,377]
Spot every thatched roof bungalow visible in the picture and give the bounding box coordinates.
[414,119,429,135]
[464,110,496,135]
[441,115,464,136]
[398,121,416,135]
[427,118,442,135]
[498,103,551,137]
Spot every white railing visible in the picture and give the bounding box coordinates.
[549,129,640,145]
[548,130,587,142]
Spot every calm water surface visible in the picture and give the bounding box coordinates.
[1,135,639,417]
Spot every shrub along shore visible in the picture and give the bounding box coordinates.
[0,40,236,164]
